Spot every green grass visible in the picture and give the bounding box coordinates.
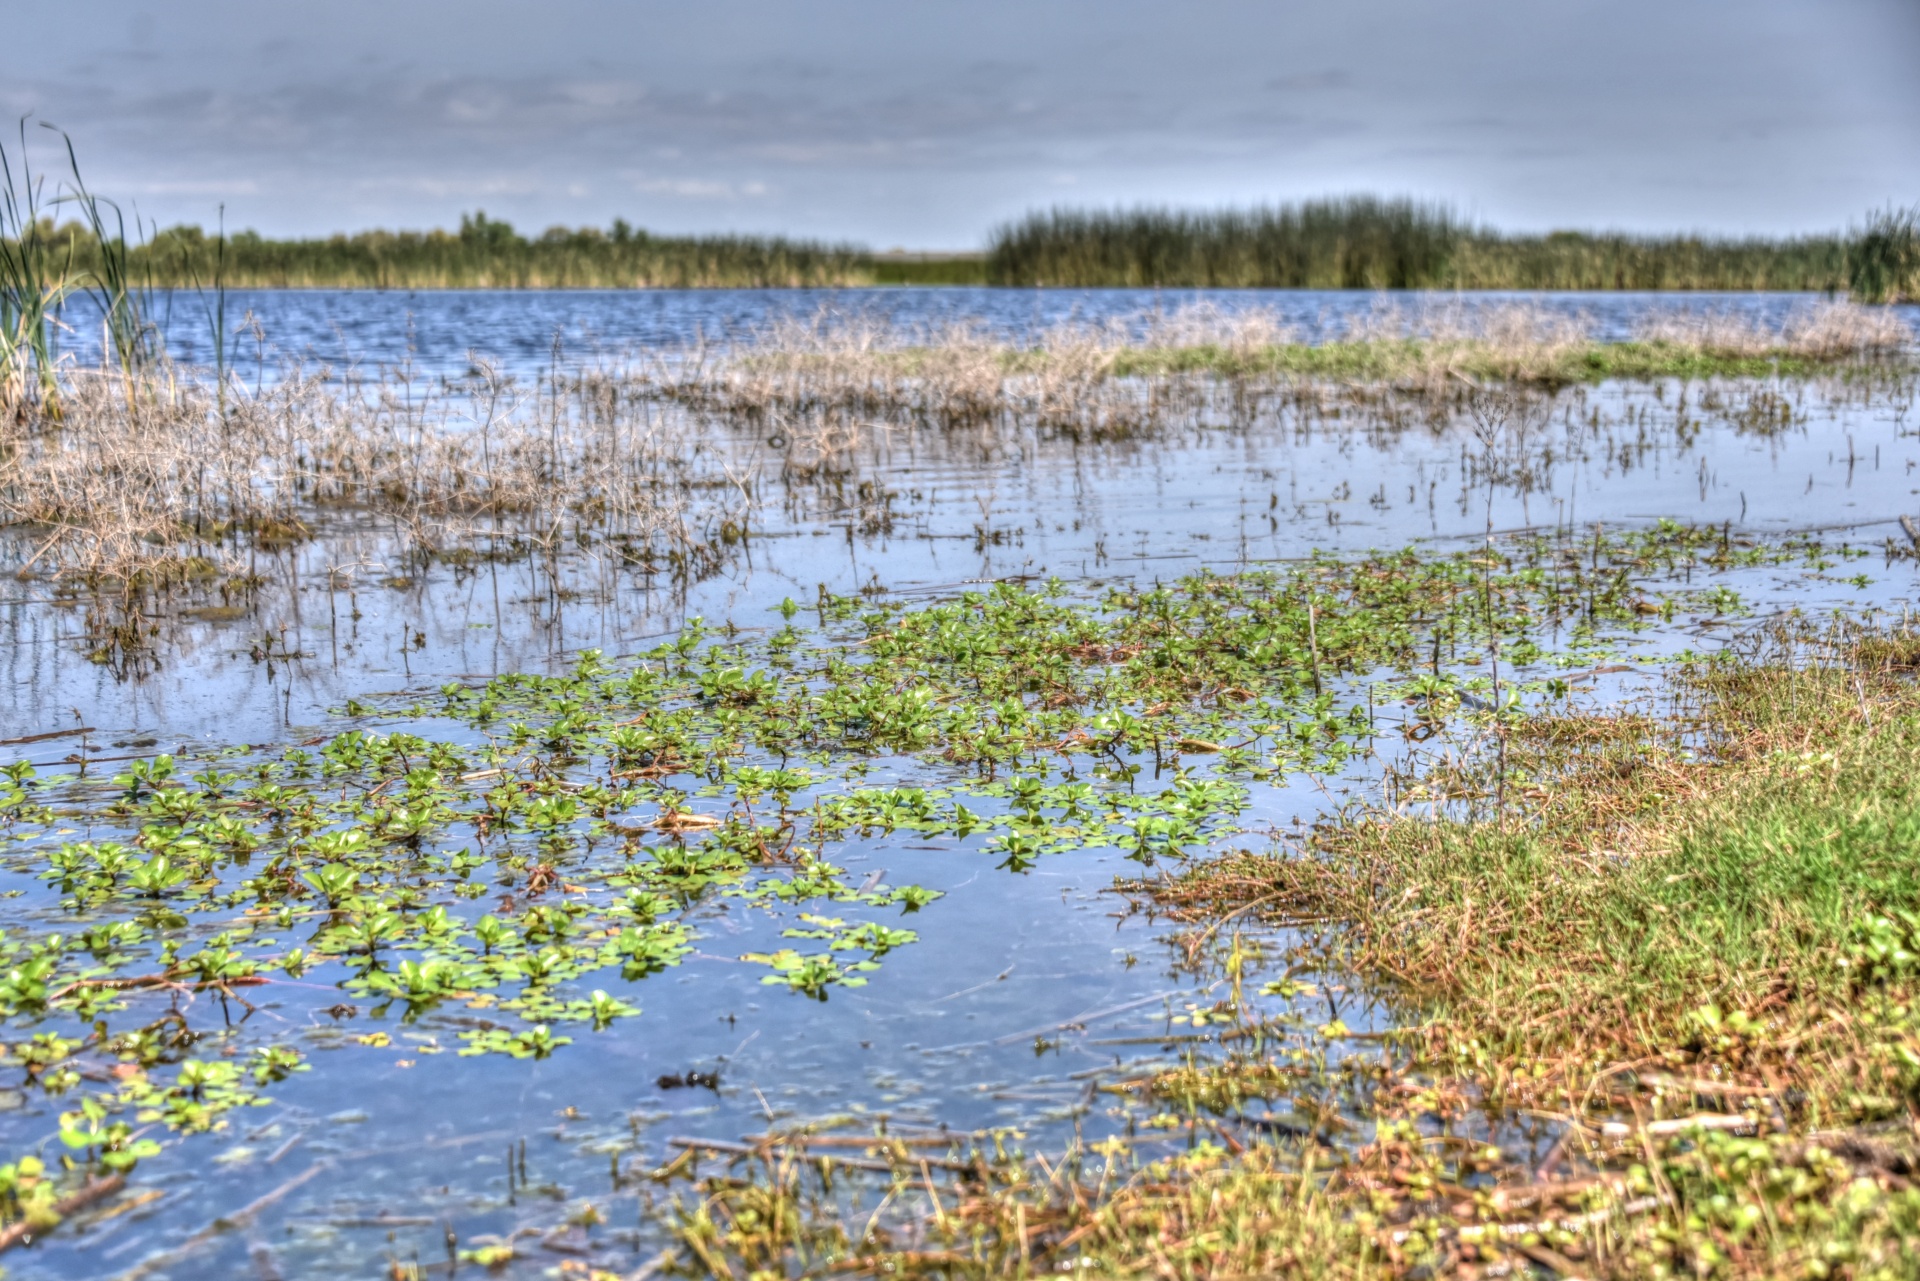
[1091,630,1920,1278]
[1232,641,1920,1062]
[1101,337,1905,383]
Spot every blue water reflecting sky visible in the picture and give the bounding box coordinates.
[51,286,1914,379]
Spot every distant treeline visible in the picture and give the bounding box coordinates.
[982,198,1913,294]
[41,213,873,289]
[12,198,1918,297]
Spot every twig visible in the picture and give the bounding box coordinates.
[113,1161,329,1280]
[667,1136,980,1174]
[1391,1193,1663,1247]
[0,1175,125,1253]
[0,726,93,747]
[47,973,266,1004]
[1596,1111,1758,1140]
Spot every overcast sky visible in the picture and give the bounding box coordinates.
[4,1,1917,246]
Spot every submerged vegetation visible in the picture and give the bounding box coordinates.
[0,518,1893,1268]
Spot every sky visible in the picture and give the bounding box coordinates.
[3,1,1917,247]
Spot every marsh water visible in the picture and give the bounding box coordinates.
[72,286,1874,380]
[2,290,1918,1278]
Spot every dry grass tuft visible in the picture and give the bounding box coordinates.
[0,360,749,661]
[660,301,1915,442]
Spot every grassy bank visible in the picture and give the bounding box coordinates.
[668,625,1920,1278]
[1105,627,1920,1278]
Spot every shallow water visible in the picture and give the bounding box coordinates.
[2,293,1918,1278]
[55,286,1920,380]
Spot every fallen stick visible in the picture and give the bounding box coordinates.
[988,991,1183,1047]
[1596,1112,1757,1140]
[1391,1193,1663,1247]
[47,974,267,1004]
[0,1175,125,1253]
[113,1161,330,1281]
[740,1133,972,1150]
[671,1135,906,1173]
[667,1136,980,1174]
[0,726,94,747]
[1901,515,1920,553]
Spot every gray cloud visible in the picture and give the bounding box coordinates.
[3,0,1916,245]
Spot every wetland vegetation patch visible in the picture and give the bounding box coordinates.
[0,521,1900,1274]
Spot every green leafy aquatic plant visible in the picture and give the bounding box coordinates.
[0,521,1872,1256]
[456,1024,572,1059]
[742,948,878,1000]
[300,861,361,907]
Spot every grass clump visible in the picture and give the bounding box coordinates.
[1850,207,1920,304]
[1193,629,1920,1071]
[696,303,1911,441]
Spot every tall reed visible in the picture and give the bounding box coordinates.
[0,124,165,415]
[0,122,75,415]
[1849,206,1920,303]
[985,199,1861,292]
[85,213,878,289]
[988,198,1465,289]
[52,130,158,378]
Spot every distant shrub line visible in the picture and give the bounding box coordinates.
[9,198,1918,297]
[985,198,1919,299]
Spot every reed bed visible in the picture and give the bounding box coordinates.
[987,199,1879,292]
[3,300,1910,661]
[43,213,874,290]
[662,300,1913,438]
[18,194,1919,293]
[1851,206,1920,303]
[0,359,748,659]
